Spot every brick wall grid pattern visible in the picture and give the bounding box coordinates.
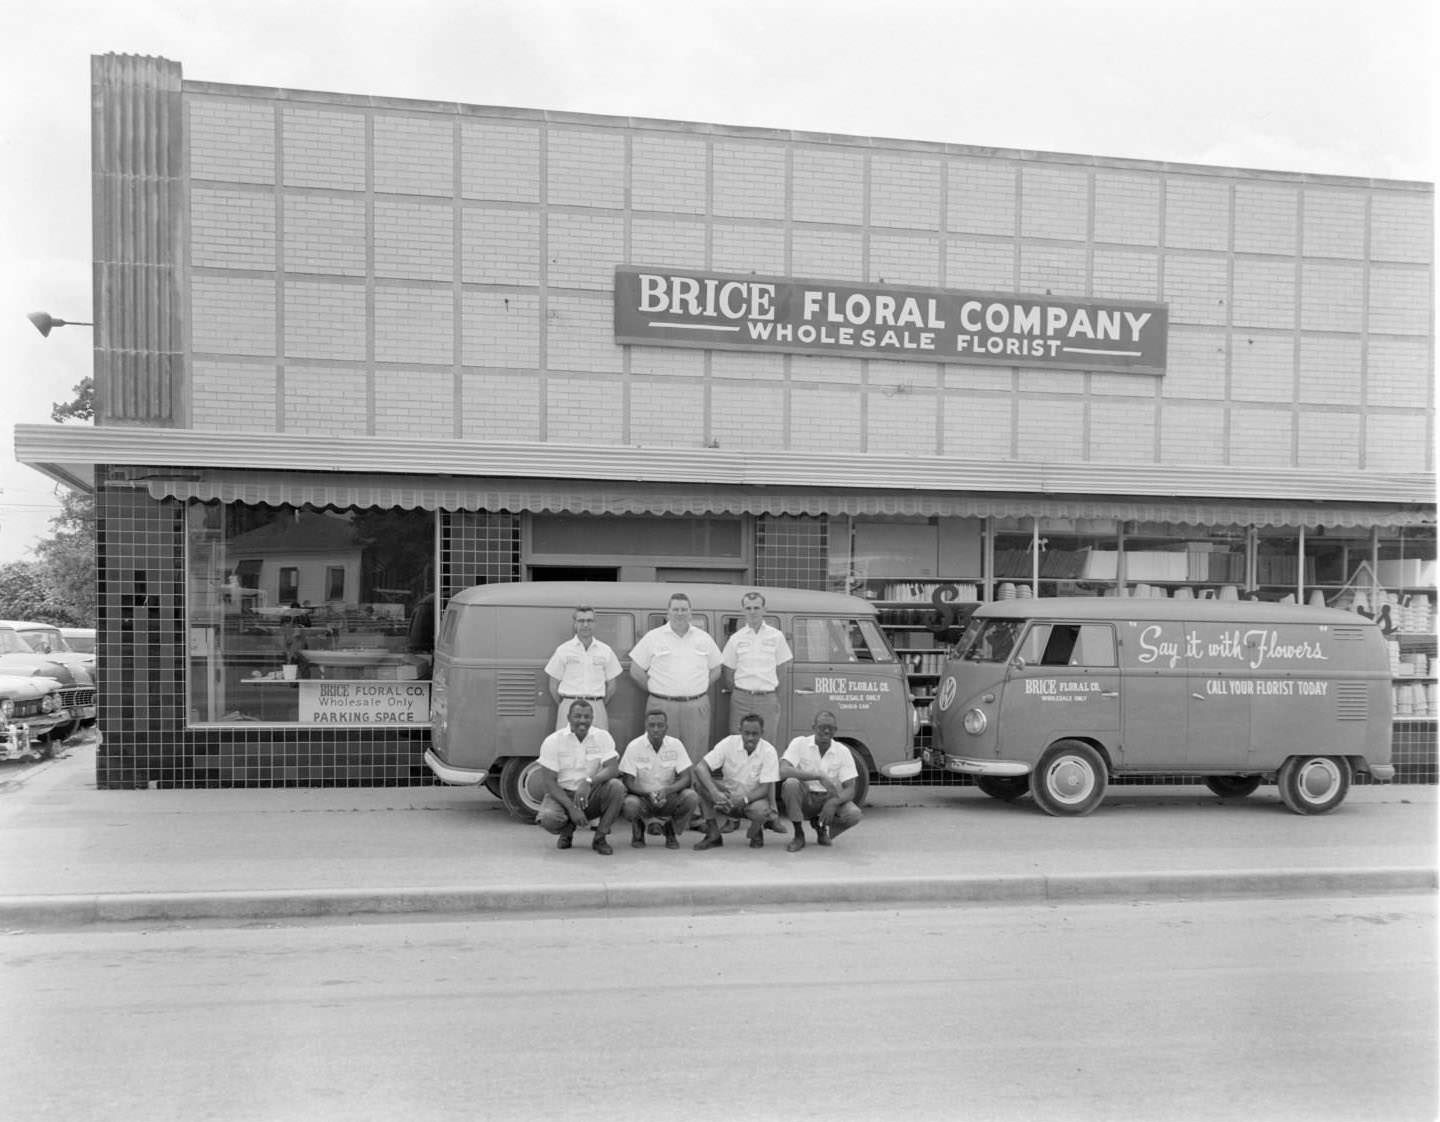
[184,94,1434,467]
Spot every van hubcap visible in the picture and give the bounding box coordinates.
[1297,758,1340,802]
[1048,757,1094,803]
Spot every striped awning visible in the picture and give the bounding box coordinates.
[139,471,1436,529]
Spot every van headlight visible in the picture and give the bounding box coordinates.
[962,707,987,735]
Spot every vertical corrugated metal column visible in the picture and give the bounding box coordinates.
[91,53,186,425]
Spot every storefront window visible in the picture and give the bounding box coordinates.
[186,503,436,726]
[992,518,1120,598]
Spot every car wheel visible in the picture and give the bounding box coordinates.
[1276,755,1350,815]
[1029,740,1108,817]
[1203,775,1263,799]
[498,756,546,823]
[976,775,1029,802]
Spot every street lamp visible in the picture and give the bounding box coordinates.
[28,311,93,338]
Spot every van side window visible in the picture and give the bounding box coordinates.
[794,617,893,664]
[593,613,635,651]
[1021,623,1117,668]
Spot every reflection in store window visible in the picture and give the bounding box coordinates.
[187,503,436,726]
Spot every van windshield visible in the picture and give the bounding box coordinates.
[956,618,1023,663]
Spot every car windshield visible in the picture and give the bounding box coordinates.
[0,629,33,656]
[20,629,69,655]
[955,618,1024,663]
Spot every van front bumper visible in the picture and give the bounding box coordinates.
[881,758,924,779]
[423,748,487,786]
[1367,763,1396,783]
[923,748,1030,778]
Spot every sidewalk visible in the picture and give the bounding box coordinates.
[1,737,1434,928]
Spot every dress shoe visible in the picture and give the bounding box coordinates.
[764,817,789,835]
[630,820,646,848]
[816,824,832,847]
[693,833,724,851]
[556,831,573,851]
[786,834,806,853]
[592,834,613,856]
[663,823,680,849]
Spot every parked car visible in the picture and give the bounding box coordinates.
[0,623,96,738]
[1,672,70,760]
[4,620,97,671]
[60,627,96,654]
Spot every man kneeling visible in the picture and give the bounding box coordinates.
[778,711,862,852]
[535,700,626,855]
[691,714,789,850]
[619,709,701,850]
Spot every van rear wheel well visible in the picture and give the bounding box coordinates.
[837,739,872,808]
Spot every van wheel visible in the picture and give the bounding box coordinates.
[1204,775,1262,799]
[498,757,546,823]
[839,740,871,807]
[976,775,1029,802]
[1277,755,1350,815]
[1030,740,1107,817]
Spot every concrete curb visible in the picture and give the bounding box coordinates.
[1,866,1434,928]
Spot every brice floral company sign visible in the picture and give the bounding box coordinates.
[614,267,1167,374]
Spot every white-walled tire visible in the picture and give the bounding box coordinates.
[1030,740,1108,817]
[498,757,546,823]
[1276,755,1350,815]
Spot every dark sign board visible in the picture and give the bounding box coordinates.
[614,267,1168,374]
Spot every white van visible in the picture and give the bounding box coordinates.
[928,598,1395,816]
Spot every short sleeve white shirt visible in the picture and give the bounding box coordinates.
[538,727,618,789]
[629,624,722,697]
[782,736,858,794]
[721,623,793,691]
[544,636,622,697]
[619,734,692,794]
[703,734,780,791]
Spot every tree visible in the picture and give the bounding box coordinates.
[50,376,94,423]
[0,378,99,624]
[0,561,51,620]
[33,489,96,625]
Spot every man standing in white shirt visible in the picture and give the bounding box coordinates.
[534,700,626,855]
[618,709,700,849]
[721,590,793,734]
[627,592,722,764]
[691,714,790,849]
[545,605,623,730]
[778,710,863,852]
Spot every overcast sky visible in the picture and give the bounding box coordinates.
[1,0,1434,563]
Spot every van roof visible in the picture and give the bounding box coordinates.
[448,581,875,614]
[973,596,1381,627]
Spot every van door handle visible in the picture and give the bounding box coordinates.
[1100,691,1118,698]
[794,688,816,695]
[1191,693,1206,701]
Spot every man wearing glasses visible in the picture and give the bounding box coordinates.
[721,590,793,734]
[545,605,623,731]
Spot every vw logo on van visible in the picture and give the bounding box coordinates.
[936,676,958,711]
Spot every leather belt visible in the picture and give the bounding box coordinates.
[649,692,706,703]
[733,688,776,695]
[561,695,602,701]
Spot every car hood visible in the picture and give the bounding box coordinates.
[0,654,78,686]
[0,673,56,701]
